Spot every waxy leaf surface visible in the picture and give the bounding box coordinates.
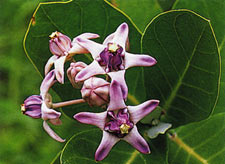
[142,10,220,126]
[167,113,225,164]
[173,0,225,115]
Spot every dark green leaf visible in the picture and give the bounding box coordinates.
[173,0,225,115]
[167,113,225,164]
[142,10,220,126]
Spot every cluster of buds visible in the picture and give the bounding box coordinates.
[21,23,159,161]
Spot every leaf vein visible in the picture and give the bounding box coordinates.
[163,23,207,111]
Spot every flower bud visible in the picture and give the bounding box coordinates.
[21,95,42,118]
[49,31,72,56]
[81,77,110,107]
[67,62,87,88]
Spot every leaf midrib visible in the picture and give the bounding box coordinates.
[168,133,208,164]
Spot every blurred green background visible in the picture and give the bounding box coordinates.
[0,0,67,163]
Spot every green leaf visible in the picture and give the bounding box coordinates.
[23,0,143,118]
[60,128,167,163]
[141,10,220,126]
[110,0,163,32]
[51,151,62,164]
[173,0,225,115]
[157,0,176,11]
[167,113,225,164]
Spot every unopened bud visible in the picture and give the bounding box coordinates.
[81,77,110,107]
[21,95,42,118]
[49,31,72,56]
[67,62,87,88]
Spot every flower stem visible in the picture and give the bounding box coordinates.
[52,99,85,108]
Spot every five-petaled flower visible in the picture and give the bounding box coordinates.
[45,32,99,84]
[21,70,65,142]
[75,23,157,99]
[74,81,159,161]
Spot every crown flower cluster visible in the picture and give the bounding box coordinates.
[21,22,159,161]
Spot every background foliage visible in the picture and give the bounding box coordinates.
[0,0,224,164]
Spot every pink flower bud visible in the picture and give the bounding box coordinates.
[21,95,42,119]
[81,77,110,107]
[49,31,72,56]
[67,62,87,88]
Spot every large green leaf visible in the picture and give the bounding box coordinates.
[167,113,225,164]
[173,0,225,114]
[142,10,220,126]
[110,0,176,32]
[110,0,162,32]
[23,0,144,118]
[60,128,167,164]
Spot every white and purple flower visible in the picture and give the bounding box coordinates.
[74,23,157,99]
[74,81,159,161]
[21,70,65,142]
[45,32,99,84]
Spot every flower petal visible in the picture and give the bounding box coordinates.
[75,37,106,59]
[75,60,105,82]
[69,33,99,56]
[45,55,58,75]
[95,131,120,161]
[108,70,128,99]
[41,102,61,120]
[54,56,67,84]
[107,80,126,111]
[76,33,100,40]
[123,126,150,154]
[43,121,65,142]
[112,23,129,49]
[49,40,64,56]
[74,111,107,130]
[128,100,159,124]
[40,70,56,97]
[124,52,157,69]
[103,32,115,45]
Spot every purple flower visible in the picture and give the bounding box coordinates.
[21,70,65,142]
[74,81,159,161]
[75,23,157,99]
[45,32,99,84]
[67,62,87,88]
[21,95,42,119]
[81,77,110,107]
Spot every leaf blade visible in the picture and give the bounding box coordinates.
[141,10,220,126]
[167,113,225,164]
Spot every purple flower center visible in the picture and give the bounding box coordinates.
[104,108,134,138]
[98,43,124,72]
